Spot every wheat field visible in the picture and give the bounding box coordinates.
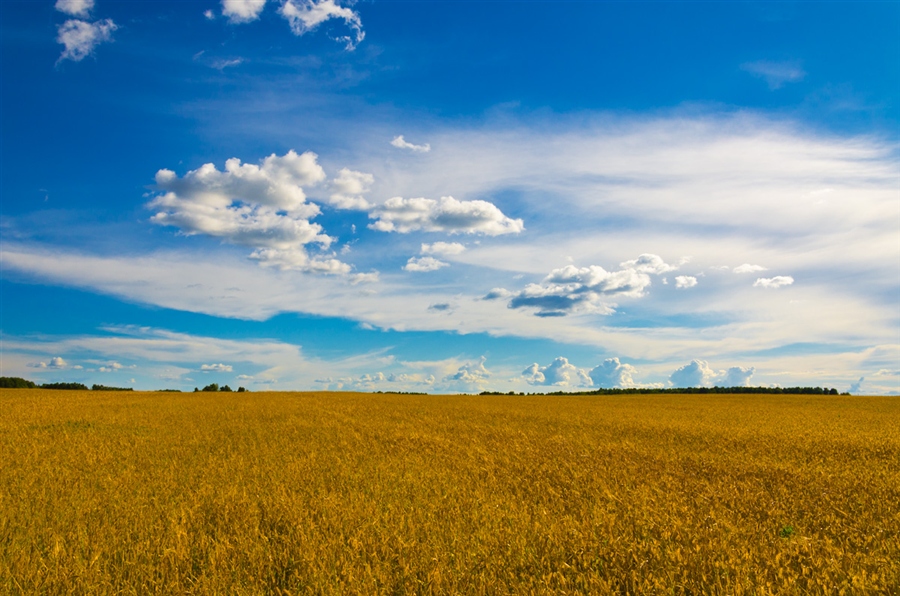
[1,389,897,595]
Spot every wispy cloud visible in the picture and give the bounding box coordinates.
[391,135,431,153]
[754,276,794,288]
[741,60,806,89]
[56,18,117,62]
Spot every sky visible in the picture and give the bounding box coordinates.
[1,0,898,394]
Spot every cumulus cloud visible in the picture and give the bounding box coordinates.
[30,356,68,369]
[421,242,466,256]
[248,249,350,274]
[620,254,679,275]
[522,357,590,387]
[482,288,513,301]
[98,361,128,372]
[201,363,233,372]
[221,0,267,23]
[722,366,756,387]
[445,356,490,385]
[754,276,794,288]
[279,0,364,50]
[329,168,373,210]
[391,135,431,153]
[56,18,117,62]
[670,360,757,388]
[148,151,354,274]
[675,275,698,289]
[741,60,806,89]
[505,255,675,317]
[669,360,719,388]
[55,0,93,17]
[404,256,448,272]
[589,357,636,388]
[369,196,524,236]
[734,263,767,274]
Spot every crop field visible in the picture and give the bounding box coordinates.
[1,389,897,595]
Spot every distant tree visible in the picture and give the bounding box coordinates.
[193,387,199,393]
[237,386,247,393]
[92,384,134,391]
[0,377,37,388]
[220,385,233,392]
[41,382,89,390]
[201,383,219,392]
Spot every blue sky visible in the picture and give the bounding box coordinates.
[1,0,898,394]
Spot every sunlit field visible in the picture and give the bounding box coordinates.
[1,389,897,595]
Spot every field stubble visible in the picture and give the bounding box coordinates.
[0,389,897,595]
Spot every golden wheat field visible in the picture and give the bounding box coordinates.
[0,389,897,595]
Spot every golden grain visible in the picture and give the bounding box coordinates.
[1,389,897,594]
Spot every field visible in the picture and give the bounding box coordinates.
[1,389,897,595]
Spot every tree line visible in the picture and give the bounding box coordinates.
[0,377,248,392]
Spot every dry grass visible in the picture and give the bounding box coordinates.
[1,389,897,595]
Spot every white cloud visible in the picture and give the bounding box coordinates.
[722,366,755,387]
[741,60,806,89]
[522,357,590,387]
[444,356,490,386]
[221,0,266,23]
[391,135,431,153]
[97,361,135,372]
[669,361,757,388]
[754,276,794,288]
[675,275,698,289]
[329,168,373,210]
[482,288,513,300]
[149,151,356,274]
[404,256,448,272]
[505,256,676,317]
[211,58,243,70]
[368,196,524,236]
[421,242,466,256]
[349,271,379,284]
[669,360,719,388]
[849,376,865,394]
[55,0,93,17]
[278,0,364,50]
[236,374,254,380]
[201,363,234,372]
[620,254,679,275]
[30,357,68,369]
[734,263,768,274]
[204,9,216,19]
[56,19,117,62]
[589,357,636,388]
[248,249,351,274]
